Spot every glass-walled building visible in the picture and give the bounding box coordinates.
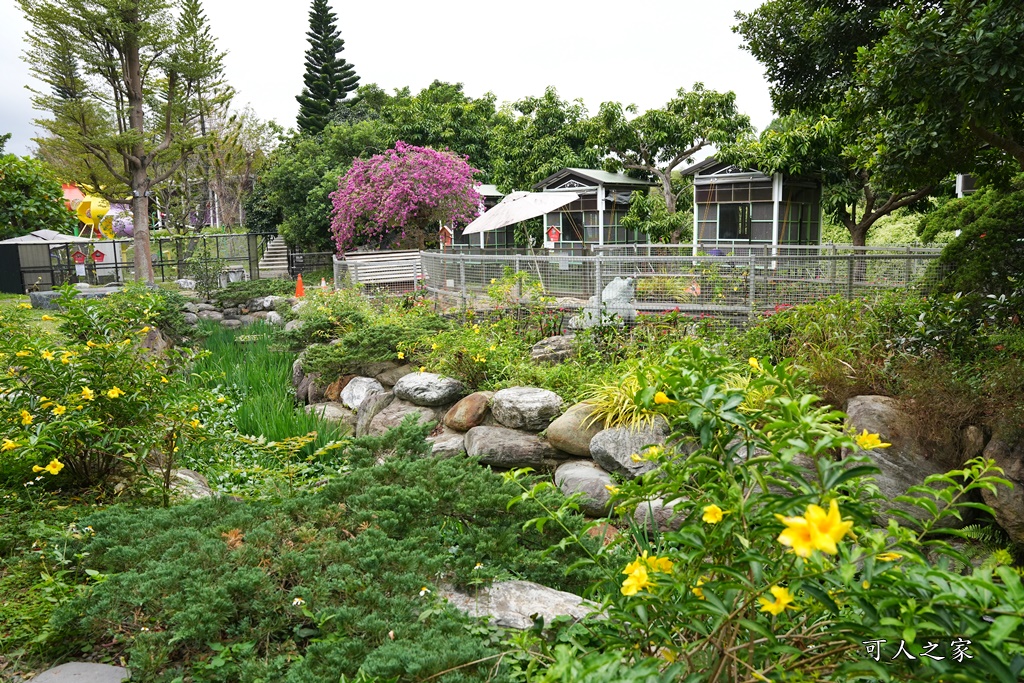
[533,168,656,253]
[682,158,822,254]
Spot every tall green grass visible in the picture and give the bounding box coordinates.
[191,322,347,449]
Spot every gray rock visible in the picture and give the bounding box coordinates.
[980,429,1024,544]
[568,277,636,329]
[428,427,467,458]
[265,311,284,326]
[439,580,597,630]
[634,497,688,532]
[292,358,305,388]
[354,361,401,378]
[376,363,415,387]
[141,327,171,356]
[367,398,444,436]
[963,425,988,461]
[220,318,242,329]
[250,295,286,312]
[198,309,224,321]
[843,395,968,529]
[491,387,564,431]
[341,376,385,411]
[29,287,119,310]
[393,372,465,407]
[183,302,199,314]
[590,418,670,479]
[530,335,575,363]
[546,402,602,456]
[195,303,218,311]
[172,469,214,499]
[284,319,302,332]
[444,391,494,431]
[356,391,394,438]
[222,306,241,316]
[306,373,327,404]
[306,402,357,431]
[175,278,196,290]
[183,312,199,325]
[465,426,561,468]
[236,314,255,326]
[32,662,130,683]
[554,461,615,517]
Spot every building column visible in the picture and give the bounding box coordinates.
[771,172,782,254]
[597,185,605,247]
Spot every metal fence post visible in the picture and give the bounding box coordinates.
[414,257,421,291]
[248,233,260,280]
[748,252,757,316]
[514,255,521,300]
[595,256,603,309]
[846,257,855,299]
[904,246,912,284]
[459,254,467,309]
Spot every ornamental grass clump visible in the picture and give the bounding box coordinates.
[508,344,1024,682]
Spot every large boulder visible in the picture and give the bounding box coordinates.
[341,376,385,411]
[183,312,199,326]
[292,358,305,388]
[589,418,670,479]
[554,461,615,517]
[355,391,394,438]
[491,387,563,431]
[427,427,467,459]
[324,375,356,402]
[439,580,597,630]
[530,335,575,363]
[980,429,1024,544]
[141,327,171,356]
[265,311,284,326]
[220,318,243,330]
[844,395,968,528]
[32,662,131,683]
[198,309,224,322]
[367,398,444,436]
[376,363,415,388]
[306,373,329,405]
[444,391,494,431]
[393,372,465,407]
[465,426,562,468]
[171,469,214,500]
[634,497,688,532]
[546,402,603,456]
[306,402,357,431]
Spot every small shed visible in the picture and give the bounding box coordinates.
[453,185,509,249]
[0,230,105,294]
[682,158,822,253]
[533,168,656,251]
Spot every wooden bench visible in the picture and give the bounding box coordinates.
[344,250,423,288]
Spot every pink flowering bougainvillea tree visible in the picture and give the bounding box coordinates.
[330,141,481,252]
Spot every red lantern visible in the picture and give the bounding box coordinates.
[546,226,561,242]
[72,250,87,264]
[91,250,105,263]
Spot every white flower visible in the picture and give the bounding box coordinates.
[419,586,431,596]
[292,597,306,607]
[474,563,484,570]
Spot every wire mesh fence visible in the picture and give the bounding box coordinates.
[417,247,945,324]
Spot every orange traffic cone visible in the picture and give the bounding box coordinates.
[295,273,305,298]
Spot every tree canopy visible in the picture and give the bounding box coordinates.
[296,0,360,135]
[0,153,76,240]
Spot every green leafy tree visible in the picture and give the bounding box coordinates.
[295,0,359,135]
[595,84,752,241]
[19,0,227,284]
[0,133,10,153]
[489,87,602,193]
[0,154,77,239]
[853,0,1024,182]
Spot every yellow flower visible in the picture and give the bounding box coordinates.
[876,552,902,562]
[41,350,55,361]
[87,340,98,348]
[620,564,652,597]
[490,278,496,284]
[397,351,405,359]
[804,500,854,555]
[106,387,125,399]
[41,315,54,321]
[748,357,762,372]
[189,418,202,429]
[216,396,226,403]
[431,343,438,350]
[653,391,674,405]
[39,396,53,408]
[17,303,32,309]
[140,326,150,334]
[33,464,45,472]
[692,576,707,600]
[43,459,64,475]
[121,338,132,345]
[15,350,32,357]
[81,386,95,401]
[52,404,67,416]
[775,513,816,558]
[604,484,620,495]
[630,452,642,463]
[758,585,796,616]
[419,366,426,372]
[702,504,727,524]
[160,376,169,384]
[1,439,18,452]
[489,345,496,351]
[20,410,33,426]
[60,353,73,365]
[855,429,891,450]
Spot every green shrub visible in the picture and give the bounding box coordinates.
[213,279,295,307]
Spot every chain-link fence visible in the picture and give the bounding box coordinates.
[417,246,944,323]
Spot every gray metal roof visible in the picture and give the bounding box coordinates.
[533,168,656,190]
[0,230,93,245]
[475,184,504,197]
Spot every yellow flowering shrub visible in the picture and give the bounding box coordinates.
[508,344,1023,682]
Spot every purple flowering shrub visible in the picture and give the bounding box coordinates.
[330,141,480,252]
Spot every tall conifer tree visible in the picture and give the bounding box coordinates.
[296,0,359,134]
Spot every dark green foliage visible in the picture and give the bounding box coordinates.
[295,0,360,135]
[242,174,283,234]
[301,316,449,376]
[0,153,77,239]
[213,278,296,307]
[922,182,1024,298]
[46,420,599,681]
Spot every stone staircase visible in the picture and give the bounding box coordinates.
[258,236,290,279]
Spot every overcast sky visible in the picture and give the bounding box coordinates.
[0,0,774,157]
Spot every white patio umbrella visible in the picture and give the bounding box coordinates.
[462,191,580,235]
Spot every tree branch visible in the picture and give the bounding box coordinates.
[969,120,1024,169]
[81,141,131,186]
